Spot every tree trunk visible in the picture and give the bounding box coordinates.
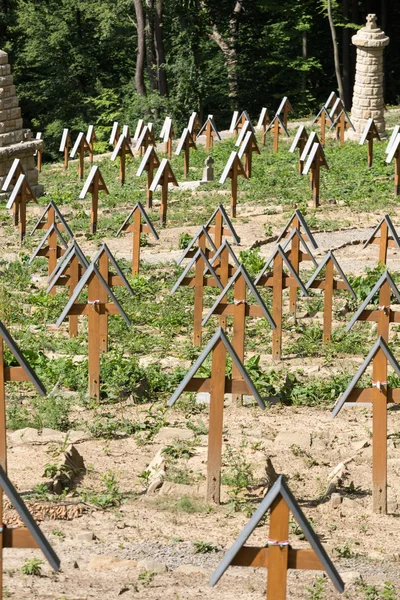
[327,0,345,101]
[145,0,158,91]
[302,30,307,92]
[342,0,351,109]
[208,1,242,109]
[133,0,147,96]
[154,0,168,96]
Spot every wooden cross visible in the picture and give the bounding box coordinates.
[230,111,253,138]
[359,118,380,167]
[204,204,241,250]
[79,165,109,234]
[255,245,309,360]
[59,128,72,169]
[136,146,161,209]
[385,132,400,196]
[149,158,178,226]
[229,111,240,137]
[5,173,37,242]
[329,97,344,122]
[197,115,221,151]
[133,119,145,145]
[0,321,60,599]
[299,132,321,191]
[2,159,30,231]
[267,114,289,152]
[177,225,218,263]
[111,134,134,185]
[385,126,400,158]
[256,107,271,146]
[330,109,354,147]
[325,91,338,110]
[188,112,201,136]
[210,475,344,599]
[30,200,72,239]
[219,151,247,218]
[134,125,155,157]
[302,142,329,207]
[173,245,223,346]
[29,223,70,294]
[305,251,356,341]
[332,336,400,514]
[168,327,265,504]
[116,201,159,275]
[289,126,309,174]
[276,96,293,129]
[175,128,197,178]
[35,132,43,172]
[86,125,96,163]
[160,117,174,158]
[56,261,131,399]
[311,107,332,147]
[237,130,260,178]
[203,265,276,399]
[47,240,89,337]
[70,132,90,180]
[109,121,121,148]
[207,240,240,330]
[276,210,318,316]
[363,215,400,265]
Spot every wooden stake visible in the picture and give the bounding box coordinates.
[207,338,226,504]
[267,497,290,600]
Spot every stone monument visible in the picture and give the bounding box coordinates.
[201,156,214,184]
[0,49,43,196]
[350,14,389,140]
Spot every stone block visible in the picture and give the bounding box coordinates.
[26,168,38,186]
[0,75,14,87]
[0,65,10,76]
[0,51,8,65]
[0,107,21,122]
[0,96,18,111]
[0,117,23,133]
[0,85,16,98]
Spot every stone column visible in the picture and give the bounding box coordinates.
[350,14,389,139]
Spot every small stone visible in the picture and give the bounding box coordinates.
[341,571,361,585]
[330,493,342,508]
[137,558,167,573]
[153,427,193,443]
[175,564,207,575]
[78,531,95,543]
[87,556,137,571]
[274,431,311,449]
[387,500,398,513]
[196,392,210,405]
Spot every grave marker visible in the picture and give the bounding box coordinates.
[175,128,197,178]
[136,145,161,209]
[299,131,320,191]
[363,215,400,265]
[30,200,73,238]
[116,201,159,275]
[160,117,174,158]
[329,97,344,121]
[56,261,131,399]
[208,240,241,330]
[210,475,344,599]
[168,327,265,503]
[149,158,178,226]
[177,226,217,265]
[324,91,338,109]
[385,126,400,156]
[70,132,90,180]
[330,109,355,146]
[79,165,109,234]
[205,204,240,249]
[203,265,276,398]
[360,118,380,167]
[59,128,72,169]
[237,130,260,178]
[302,142,329,207]
[385,132,400,196]
[306,251,356,340]
[332,336,400,514]
[311,107,332,147]
[266,114,289,152]
[134,125,155,156]
[133,119,144,142]
[29,223,70,293]
[35,132,43,172]
[188,112,201,136]
[275,96,293,128]
[255,245,309,360]
[277,210,318,315]
[5,173,36,242]
[197,115,221,151]
[256,107,271,146]
[86,125,96,163]
[231,111,255,138]
[219,151,247,218]
[111,133,134,185]
[2,159,29,230]
[289,126,309,173]
[109,121,120,147]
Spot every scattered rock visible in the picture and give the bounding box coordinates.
[340,571,361,585]
[175,564,207,575]
[145,448,166,495]
[46,444,86,495]
[196,392,210,405]
[330,493,342,508]
[77,531,95,543]
[137,558,167,573]
[154,427,193,443]
[159,481,204,498]
[351,439,370,451]
[8,427,90,446]
[387,500,398,513]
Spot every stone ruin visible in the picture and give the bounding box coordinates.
[350,14,389,140]
[0,49,43,196]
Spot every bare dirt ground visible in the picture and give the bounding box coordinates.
[4,135,400,599]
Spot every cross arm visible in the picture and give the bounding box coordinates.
[356,310,400,323]
[62,303,122,316]
[231,546,324,571]
[307,279,350,291]
[183,377,253,395]
[341,388,400,404]
[3,526,38,549]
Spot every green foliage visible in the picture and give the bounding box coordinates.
[83,471,125,509]
[138,569,156,586]
[335,539,354,559]
[306,575,326,600]
[178,232,193,249]
[21,558,43,576]
[239,247,265,278]
[193,540,218,554]
[162,439,196,460]
[349,264,387,303]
